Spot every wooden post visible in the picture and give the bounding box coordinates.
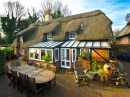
[90,49,92,70]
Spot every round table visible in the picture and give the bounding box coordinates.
[8,65,55,84]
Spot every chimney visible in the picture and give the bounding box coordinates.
[44,10,52,21]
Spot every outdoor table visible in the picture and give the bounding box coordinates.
[8,65,56,85]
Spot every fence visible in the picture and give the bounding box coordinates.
[0,50,5,75]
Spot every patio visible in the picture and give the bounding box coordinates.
[0,60,130,97]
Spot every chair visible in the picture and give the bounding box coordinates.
[4,65,13,86]
[19,72,27,94]
[74,61,88,86]
[27,75,45,97]
[11,70,20,91]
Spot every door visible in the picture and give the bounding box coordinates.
[61,48,71,69]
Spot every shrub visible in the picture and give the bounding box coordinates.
[87,71,94,76]
[4,47,14,58]
[42,54,51,66]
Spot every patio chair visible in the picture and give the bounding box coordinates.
[4,65,13,86]
[27,75,45,97]
[11,70,20,91]
[19,72,27,94]
[74,61,88,86]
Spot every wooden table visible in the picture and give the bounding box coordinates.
[8,65,55,84]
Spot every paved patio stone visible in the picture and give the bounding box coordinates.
[0,60,130,97]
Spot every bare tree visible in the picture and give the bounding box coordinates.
[39,0,71,20]
[3,1,26,20]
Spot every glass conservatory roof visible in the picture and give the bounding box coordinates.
[29,41,111,48]
[29,41,64,48]
[60,41,111,48]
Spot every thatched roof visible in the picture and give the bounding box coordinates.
[115,26,130,38]
[11,10,113,47]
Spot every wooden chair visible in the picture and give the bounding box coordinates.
[4,65,13,86]
[19,72,27,94]
[27,75,45,97]
[11,70,20,91]
[74,61,88,86]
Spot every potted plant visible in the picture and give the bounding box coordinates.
[42,54,51,70]
[86,71,94,80]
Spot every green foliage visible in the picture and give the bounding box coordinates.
[42,54,51,66]
[87,71,94,76]
[97,69,104,75]
[91,59,102,70]
[4,47,14,58]
[78,50,90,60]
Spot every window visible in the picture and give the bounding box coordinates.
[29,48,34,59]
[20,49,24,54]
[101,42,108,47]
[54,48,59,62]
[93,42,100,47]
[123,39,124,42]
[20,36,23,41]
[40,49,53,62]
[72,49,77,62]
[117,39,119,42]
[81,23,84,29]
[80,48,90,53]
[69,32,76,39]
[126,38,128,42]
[47,33,52,40]
[29,48,39,60]
[35,49,39,59]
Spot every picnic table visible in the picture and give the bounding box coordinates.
[8,65,55,84]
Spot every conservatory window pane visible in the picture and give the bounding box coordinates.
[72,41,80,47]
[35,49,39,59]
[78,42,86,47]
[47,50,52,61]
[85,42,92,47]
[55,49,59,62]
[93,42,100,47]
[101,42,108,47]
[41,49,45,60]
[30,48,34,58]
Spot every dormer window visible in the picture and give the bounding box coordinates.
[47,33,52,40]
[81,23,84,29]
[20,36,23,41]
[69,32,76,39]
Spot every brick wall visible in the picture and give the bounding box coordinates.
[116,35,130,44]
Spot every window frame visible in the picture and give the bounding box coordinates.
[81,23,84,29]
[29,48,39,60]
[20,36,23,41]
[20,49,24,54]
[69,32,76,39]
[54,48,59,62]
[47,33,52,40]
[40,48,53,62]
[80,48,90,53]
[72,48,77,62]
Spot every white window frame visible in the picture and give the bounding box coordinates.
[29,48,39,60]
[69,32,76,39]
[20,36,23,41]
[81,23,84,29]
[54,48,59,62]
[72,49,77,62]
[20,49,24,54]
[80,48,90,53]
[123,39,125,42]
[40,48,53,62]
[47,33,52,40]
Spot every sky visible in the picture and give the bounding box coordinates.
[0,0,130,36]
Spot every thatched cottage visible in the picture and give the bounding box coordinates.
[115,21,130,44]
[11,10,113,69]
